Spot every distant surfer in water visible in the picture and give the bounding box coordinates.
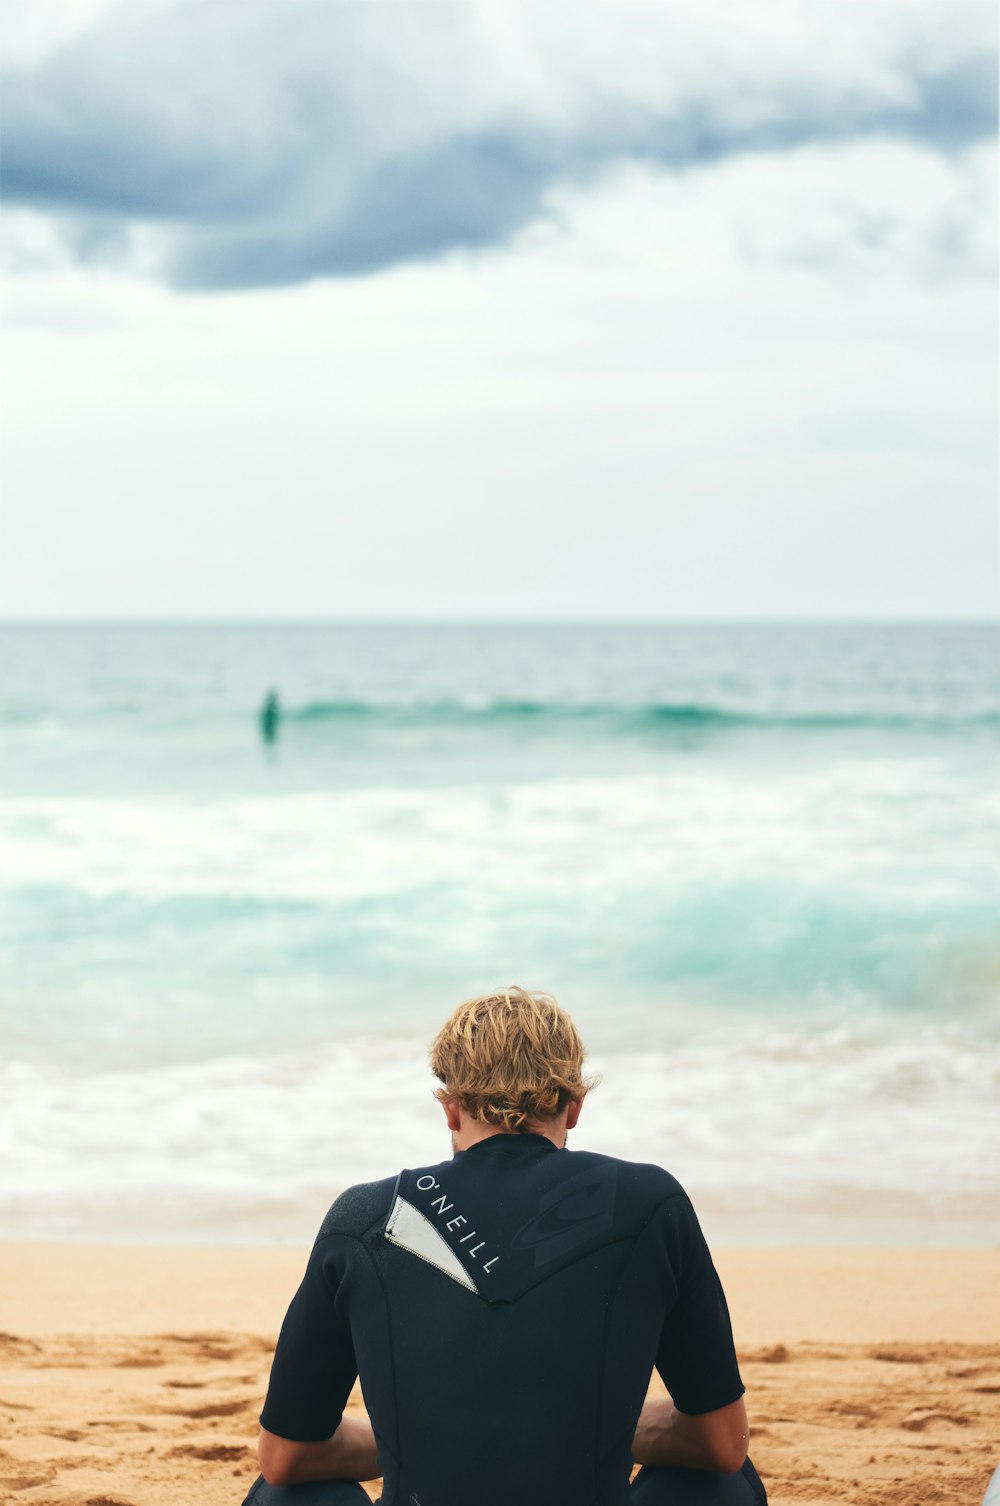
[259,690,281,745]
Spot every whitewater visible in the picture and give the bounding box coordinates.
[1,622,998,1243]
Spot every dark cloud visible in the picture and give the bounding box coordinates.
[1,3,995,289]
[635,54,998,164]
[906,52,998,148]
[172,132,558,288]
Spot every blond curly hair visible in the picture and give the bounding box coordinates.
[429,987,595,1133]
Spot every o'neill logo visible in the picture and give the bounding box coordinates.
[511,1164,617,1267]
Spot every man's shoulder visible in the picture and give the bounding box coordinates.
[315,1174,398,1242]
[569,1145,688,1203]
[562,1151,704,1278]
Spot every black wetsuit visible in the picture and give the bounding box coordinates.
[245,1135,766,1505]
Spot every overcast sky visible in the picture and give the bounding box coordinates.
[1,0,997,620]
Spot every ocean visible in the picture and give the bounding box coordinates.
[1,622,998,1244]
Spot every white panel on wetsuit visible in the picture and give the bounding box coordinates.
[385,1195,479,1293]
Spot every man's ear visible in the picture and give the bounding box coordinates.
[566,1097,583,1131]
[440,1097,462,1133]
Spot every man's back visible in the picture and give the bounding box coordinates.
[261,1133,744,1506]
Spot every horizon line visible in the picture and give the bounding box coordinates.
[0,614,998,629]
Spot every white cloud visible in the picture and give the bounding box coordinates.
[560,140,997,288]
[1,136,995,619]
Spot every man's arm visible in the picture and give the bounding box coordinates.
[645,1192,750,1470]
[258,1227,366,1476]
[258,1414,381,1487]
[632,1393,749,1474]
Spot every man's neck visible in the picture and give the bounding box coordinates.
[451,1114,569,1154]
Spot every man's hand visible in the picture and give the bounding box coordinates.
[632,1393,749,1474]
[258,1413,381,1486]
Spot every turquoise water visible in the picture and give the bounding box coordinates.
[2,622,998,1241]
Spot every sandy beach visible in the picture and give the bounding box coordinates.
[1,1244,997,1505]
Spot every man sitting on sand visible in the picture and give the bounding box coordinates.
[244,989,767,1505]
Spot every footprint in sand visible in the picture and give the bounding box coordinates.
[169,1443,252,1462]
[0,1334,41,1356]
[175,1398,253,1419]
[86,1418,155,1433]
[901,1409,969,1431]
[830,1402,877,1422]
